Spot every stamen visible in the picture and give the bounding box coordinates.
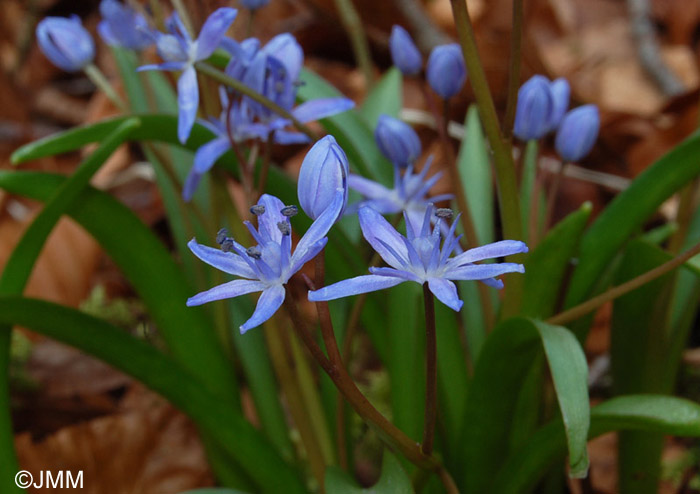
[436,208,454,220]
[277,221,291,236]
[221,239,234,252]
[250,205,266,216]
[280,205,298,217]
[246,246,262,259]
[216,228,228,245]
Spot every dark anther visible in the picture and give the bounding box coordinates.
[250,204,266,216]
[277,221,291,235]
[221,239,234,252]
[216,228,228,245]
[435,208,454,220]
[280,205,298,217]
[246,246,262,259]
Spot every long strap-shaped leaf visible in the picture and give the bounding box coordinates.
[493,395,700,494]
[0,120,139,493]
[0,296,306,494]
[564,132,700,310]
[456,318,590,492]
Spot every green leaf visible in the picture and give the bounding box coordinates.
[0,297,304,494]
[325,451,413,493]
[565,132,700,310]
[298,69,393,185]
[458,105,494,245]
[180,490,253,494]
[457,318,589,491]
[521,202,592,319]
[0,171,238,400]
[494,395,700,494]
[360,67,403,128]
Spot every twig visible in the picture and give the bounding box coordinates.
[627,0,685,97]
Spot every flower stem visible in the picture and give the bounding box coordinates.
[543,160,568,233]
[421,283,437,456]
[547,240,700,326]
[195,62,318,141]
[502,0,524,140]
[84,63,127,112]
[282,286,439,469]
[332,0,374,89]
[448,0,522,242]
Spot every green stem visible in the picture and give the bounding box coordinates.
[502,0,524,140]
[548,240,700,326]
[195,62,318,141]
[421,284,437,456]
[84,63,128,112]
[519,140,539,242]
[448,0,522,242]
[332,0,374,89]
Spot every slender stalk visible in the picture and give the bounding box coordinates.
[421,284,437,456]
[519,140,539,242]
[84,63,128,112]
[502,0,524,140]
[195,62,318,141]
[548,241,700,326]
[448,0,522,242]
[332,0,374,88]
[668,179,699,254]
[543,160,568,232]
[282,286,438,469]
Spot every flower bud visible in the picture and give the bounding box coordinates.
[98,0,152,51]
[389,25,422,76]
[36,16,95,72]
[375,114,421,168]
[513,75,553,141]
[548,77,570,131]
[262,33,304,83]
[298,135,349,220]
[426,44,467,99]
[555,105,600,162]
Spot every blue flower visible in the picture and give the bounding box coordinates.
[513,75,554,141]
[389,25,422,76]
[375,114,421,169]
[98,0,153,50]
[548,77,570,132]
[187,190,344,332]
[555,105,600,162]
[298,136,349,220]
[36,16,95,72]
[138,8,238,143]
[426,44,466,99]
[182,87,354,201]
[241,0,270,10]
[309,205,528,311]
[347,156,452,231]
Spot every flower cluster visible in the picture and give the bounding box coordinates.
[513,75,600,162]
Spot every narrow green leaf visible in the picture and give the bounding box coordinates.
[298,69,393,185]
[458,105,494,245]
[494,395,700,494]
[458,318,589,492]
[521,202,592,319]
[0,297,304,494]
[360,67,403,128]
[325,451,413,493]
[565,132,700,310]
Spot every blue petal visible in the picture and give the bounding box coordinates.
[348,174,391,200]
[255,194,287,244]
[193,136,231,174]
[187,278,265,306]
[182,170,202,202]
[369,267,421,283]
[292,188,344,265]
[308,274,405,302]
[358,206,408,269]
[274,131,311,145]
[177,66,199,144]
[292,98,355,123]
[240,284,286,333]
[427,278,463,311]
[196,7,238,60]
[288,237,328,276]
[187,238,257,278]
[137,61,186,72]
[446,263,525,281]
[448,240,528,267]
